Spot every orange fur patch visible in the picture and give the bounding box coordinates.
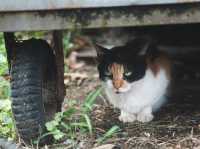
[110,63,125,89]
[147,52,171,79]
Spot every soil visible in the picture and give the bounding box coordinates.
[61,59,200,149]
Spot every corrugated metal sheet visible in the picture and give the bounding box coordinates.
[0,0,200,12]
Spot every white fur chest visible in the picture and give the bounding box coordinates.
[103,68,169,114]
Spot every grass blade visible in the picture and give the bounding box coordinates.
[97,125,120,144]
[83,87,102,112]
[83,114,93,134]
[70,122,89,127]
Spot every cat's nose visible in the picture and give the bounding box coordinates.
[113,79,123,89]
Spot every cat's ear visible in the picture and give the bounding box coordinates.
[94,43,110,61]
[126,37,153,56]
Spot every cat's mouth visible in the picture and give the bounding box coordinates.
[113,80,125,94]
[115,89,129,94]
[114,87,128,94]
[115,90,121,94]
[105,79,131,93]
[112,79,131,94]
[113,82,131,94]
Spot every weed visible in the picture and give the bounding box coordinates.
[63,31,73,57]
[44,88,102,143]
[0,33,8,76]
[97,125,120,144]
[0,97,15,139]
[0,33,15,139]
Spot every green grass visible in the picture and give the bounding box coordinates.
[40,87,120,146]
[0,95,15,139]
[44,88,102,142]
[0,33,15,139]
[97,125,120,144]
[37,88,120,145]
[0,33,8,76]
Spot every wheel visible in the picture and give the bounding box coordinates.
[11,39,57,143]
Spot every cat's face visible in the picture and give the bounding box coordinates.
[95,40,148,93]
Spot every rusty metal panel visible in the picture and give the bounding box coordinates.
[0,3,200,31]
[0,0,200,11]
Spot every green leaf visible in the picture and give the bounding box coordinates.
[61,122,70,131]
[54,112,62,122]
[83,87,102,112]
[97,125,120,144]
[83,114,92,134]
[53,130,65,140]
[45,120,59,131]
[0,99,11,111]
[63,107,76,118]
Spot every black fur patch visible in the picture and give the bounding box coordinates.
[96,38,151,82]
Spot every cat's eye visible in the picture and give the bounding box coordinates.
[124,71,132,77]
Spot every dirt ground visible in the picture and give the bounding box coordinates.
[59,58,200,149]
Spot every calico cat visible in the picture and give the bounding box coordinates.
[95,37,171,123]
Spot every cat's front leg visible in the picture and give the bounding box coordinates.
[137,106,154,122]
[119,110,136,123]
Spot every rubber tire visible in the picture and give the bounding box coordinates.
[11,39,56,143]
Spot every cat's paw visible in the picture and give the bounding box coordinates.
[137,107,154,123]
[137,113,153,122]
[119,111,136,123]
